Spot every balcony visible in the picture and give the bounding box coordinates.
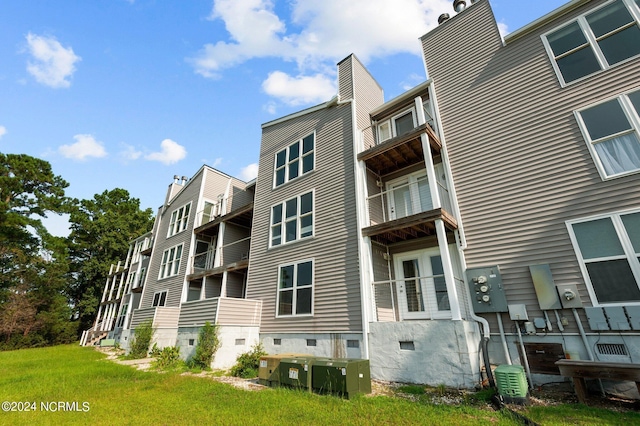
[363,173,457,244]
[187,236,250,280]
[194,194,253,236]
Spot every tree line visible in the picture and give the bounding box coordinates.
[0,153,154,350]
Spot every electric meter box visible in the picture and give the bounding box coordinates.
[466,266,509,313]
[311,358,371,399]
[279,356,316,390]
[258,353,312,386]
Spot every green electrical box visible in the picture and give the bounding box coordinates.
[311,358,371,398]
[278,356,316,390]
[494,364,529,404]
[258,353,312,386]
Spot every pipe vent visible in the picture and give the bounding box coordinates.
[453,0,466,13]
[438,13,450,25]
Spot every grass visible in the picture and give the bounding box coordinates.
[0,345,638,425]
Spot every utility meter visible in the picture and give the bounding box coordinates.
[465,266,509,313]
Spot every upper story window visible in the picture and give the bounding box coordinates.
[167,202,191,237]
[276,260,313,317]
[377,108,417,144]
[274,133,315,187]
[152,290,167,307]
[159,244,183,279]
[543,0,640,86]
[567,209,640,305]
[131,240,144,264]
[575,89,640,179]
[270,191,313,247]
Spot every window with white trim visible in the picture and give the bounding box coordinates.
[152,291,167,307]
[542,0,640,86]
[567,210,640,304]
[377,108,417,143]
[277,260,313,316]
[270,191,313,247]
[137,267,147,288]
[158,244,183,279]
[576,89,640,178]
[167,202,191,237]
[274,133,315,187]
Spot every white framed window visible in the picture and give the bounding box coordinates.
[376,107,417,143]
[386,170,433,220]
[131,240,144,264]
[270,191,313,247]
[276,260,313,317]
[159,244,183,279]
[137,267,147,288]
[274,133,315,187]
[167,202,191,237]
[126,271,137,293]
[542,0,640,86]
[575,89,640,179]
[567,209,640,305]
[152,290,167,307]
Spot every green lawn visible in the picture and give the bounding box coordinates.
[0,345,637,425]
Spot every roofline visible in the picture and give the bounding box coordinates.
[504,0,591,44]
[369,79,432,118]
[261,97,341,129]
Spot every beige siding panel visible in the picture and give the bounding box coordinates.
[178,298,218,328]
[422,0,640,331]
[338,56,354,101]
[202,168,231,202]
[217,298,262,326]
[351,55,384,147]
[154,307,180,328]
[228,178,254,212]
[247,102,363,333]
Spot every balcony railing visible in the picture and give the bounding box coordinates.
[366,178,453,227]
[189,236,251,275]
[195,194,254,228]
[372,275,451,322]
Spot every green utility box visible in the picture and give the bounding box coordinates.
[494,364,529,404]
[278,356,316,390]
[258,353,312,386]
[311,358,371,398]
[100,339,116,347]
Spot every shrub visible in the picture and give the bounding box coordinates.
[188,322,220,370]
[230,343,267,378]
[129,319,154,359]
[152,346,182,370]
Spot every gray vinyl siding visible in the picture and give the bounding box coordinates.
[178,299,218,327]
[226,271,246,298]
[130,307,155,328]
[351,55,384,149]
[221,223,250,265]
[366,169,385,226]
[217,298,262,326]
[421,0,640,330]
[247,101,362,333]
[205,276,223,299]
[229,178,254,211]
[202,168,230,202]
[337,56,354,101]
[141,172,203,309]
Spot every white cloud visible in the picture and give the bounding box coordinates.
[497,21,509,38]
[59,134,107,160]
[263,101,277,115]
[262,71,336,105]
[400,73,426,91]
[119,143,142,161]
[25,33,81,88]
[239,163,259,181]
[193,0,451,73]
[145,139,187,165]
[0,126,6,139]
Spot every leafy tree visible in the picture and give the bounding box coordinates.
[189,322,220,370]
[0,153,72,348]
[67,188,154,331]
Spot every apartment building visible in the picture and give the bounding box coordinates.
[88,0,640,390]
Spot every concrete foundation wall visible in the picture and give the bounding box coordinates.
[260,333,364,360]
[177,325,260,370]
[368,320,481,388]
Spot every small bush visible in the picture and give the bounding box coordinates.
[230,343,267,378]
[129,319,154,359]
[188,322,220,370]
[152,346,182,370]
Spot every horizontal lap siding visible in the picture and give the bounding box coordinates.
[422,0,640,331]
[247,103,362,333]
[154,307,180,328]
[142,173,204,309]
[217,298,262,326]
[178,299,218,328]
[202,168,230,202]
[221,223,250,265]
[130,307,155,328]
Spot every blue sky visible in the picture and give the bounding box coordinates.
[0,0,567,236]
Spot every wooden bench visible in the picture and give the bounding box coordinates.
[555,359,640,404]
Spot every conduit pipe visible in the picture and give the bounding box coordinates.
[515,322,534,390]
[496,313,512,365]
